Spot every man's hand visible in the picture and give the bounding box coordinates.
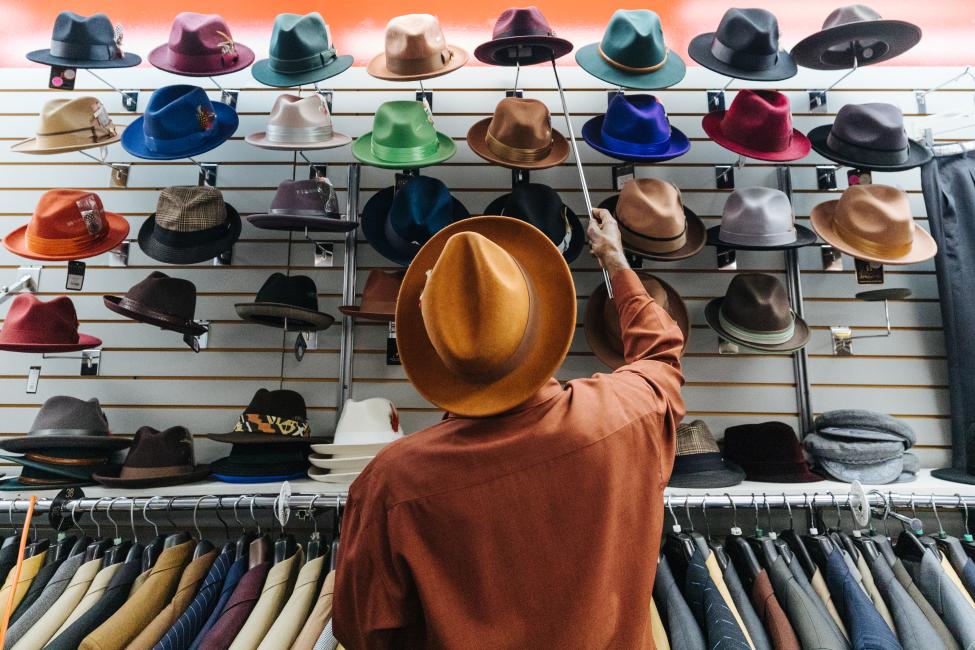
[588,208,630,277]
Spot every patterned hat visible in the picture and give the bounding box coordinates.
[209,388,320,446]
[668,420,745,488]
[138,186,241,264]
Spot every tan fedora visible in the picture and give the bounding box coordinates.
[810,184,936,265]
[599,178,705,261]
[246,94,350,151]
[397,216,575,417]
[467,97,569,170]
[585,271,689,369]
[12,97,120,154]
[368,14,468,81]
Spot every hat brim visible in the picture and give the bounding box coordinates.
[121,101,238,160]
[741,468,826,483]
[11,132,121,155]
[251,55,354,88]
[791,20,922,71]
[366,46,468,81]
[817,457,903,485]
[397,216,576,417]
[308,453,373,471]
[3,211,129,261]
[0,454,117,480]
[816,426,908,444]
[103,295,208,336]
[26,49,141,69]
[668,461,746,488]
[705,297,810,352]
[337,305,394,322]
[310,441,391,455]
[307,467,361,483]
[92,464,211,488]
[246,213,357,233]
[212,471,306,484]
[0,333,102,354]
[352,131,456,169]
[688,33,797,81]
[244,130,351,151]
[482,193,585,263]
[809,200,938,265]
[474,36,574,66]
[931,467,975,485]
[807,124,932,171]
[599,194,705,261]
[361,186,470,266]
[0,435,129,453]
[206,432,319,445]
[0,477,96,491]
[234,302,335,331]
[702,110,811,161]
[466,117,569,170]
[706,224,819,250]
[581,115,690,162]
[138,202,241,265]
[148,43,256,76]
[575,43,686,90]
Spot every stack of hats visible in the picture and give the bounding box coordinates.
[668,420,744,489]
[309,398,405,484]
[803,410,919,484]
[724,422,823,483]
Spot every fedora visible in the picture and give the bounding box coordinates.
[246,94,350,151]
[93,426,210,488]
[576,10,686,89]
[791,5,921,71]
[483,183,584,262]
[688,8,797,81]
[467,97,569,170]
[361,175,470,266]
[668,420,745,489]
[139,186,241,264]
[12,97,119,154]
[723,422,823,483]
[149,12,254,76]
[368,14,468,81]
[474,7,573,66]
[808,103,932,171]
[598,178,705,261]
[208,389,316,445]
[248,179,355,233]
[121,85,238,160]
[352,101,456,169]
[252,13,353,87]
[26,11,140,69]
[707,187,818,250]
[310,398,404,462]
[236,273,335,331]
[0,295,101,353]
[4,189,129,261]
[810,184,937,265]
[582,94,689,162]
[703,90,810,161]
[397,216,576,417]
[584,271,689,369]
[104,271,208,336]
[211,447,310,483]
[0,460,110,490]
[1,396,128,453]
[705,273,810,352]
[339,269,404,321]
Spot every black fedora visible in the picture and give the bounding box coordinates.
[139,186,241,265]
[705,273,810,352]
[26,11,141,69]
[808,103,932,171]
[688,8,797,81]
[236,273,334,331]
[104,271,208,337]
[93,425,210,488]
[208,388,317,445]
[248,178,356,233]
[791,5,921,70]
[483,183,584,263]
[1,396,129,453]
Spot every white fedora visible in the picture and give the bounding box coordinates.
[310,398,405,456]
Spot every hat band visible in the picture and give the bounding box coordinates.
[718,309,796,344]
[832,217,913,258]
[269,207,336,218]
[25,452,108,467]
[265,123,334,144]
[29,428,108,438]
[234,413,310,438]
[673,451,726,474]
[598,127,672,156]
[35,122,117,149]
[598,44,668,73]
[270,48,336,73]
[383,214,423,257]
[619,220,687,253]
[49,39,121,61]
[825,130,909,166]
[152,217,232,247]
[165,48,240,71]
[120,464,196,479]
[370,138,440,164]
[25,224,108,257]
[386,48,453,75]
[485,130,552,163]
[709,38,778,71]
[494,28,557,39]
[118,296,191,326]
[718,223,797,247]
[144,120,220,154]
[0,325,80,346]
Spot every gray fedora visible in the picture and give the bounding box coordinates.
[791,5,921,70]
[247,179,356,233]
[707,187,817,250]
[0,396,130,453]
[688,8,797,81]
[668,420,745,489]
[808,103,932,171]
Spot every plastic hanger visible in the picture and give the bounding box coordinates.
[142,496,167,571]
[722,494,762,585]
[662,496,697,583]
[163,497,191,549]
[780,494,817,577]
[745,494,780,574]
[272,493,297,565]
[191,496,216,560]
[248,497,270,569]
[232,495,258,563]
[305,496,325,563]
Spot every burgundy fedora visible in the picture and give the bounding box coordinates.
[723,421,824,483]
[339,269,404,321]
[0,294,101,353]
[702,89,810,161]
[104,271,208,336]
[93,425,210,488]
[474,7,573,66]
[149,12,254,76]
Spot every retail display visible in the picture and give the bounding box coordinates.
[474,7,573,66]
[351,100,455,169]
[804,410,919,484]
[251,12,353,87]
[245,94,350,151]
[707,187,818,250]
[92,425,210,488]
[688,8,797,81]
[582,93,690,162]
[705,273,810,352]
[247,178,352,232]
[723,421,824,482]
[308,398,405,483]
[0,294,101,353]
[703,89,810,161]
[668,420,745,488]
[808,103,933,171]
[138,185,241,264]
[26,11,140,68]
[103,271,209,336]
[338,269,404,321]
[148,12,254,76]
[466,97,569,170]
[791,5,921,70]
[235,273,335,331]
[482,182,584,262]
[11,97,119,154]
[367,14,467,81]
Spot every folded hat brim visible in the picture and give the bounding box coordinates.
[148,42,256,76]
[206,432,319,445]
[706,224,819,250]
[103,295,208,336]
[92,464,211,488]
[598,194,705,261]
[0,333,102,354]
[581,115,690,163]
[121,100,239,160]
[11,131,121,155]
[308,454,374,471]
[138,202,242,265]
[336,305,395,322]
[931,467,975,485]
[702,110,811,162]
[808,124,933,171]
[704,297,810,352]
[246,213,357,233]
[791,20,922,71]
[817,457,904,485]
[251,55,354,88]
[575,43,686,90]
[482,193,585,263]
[809,200,938,265]
[0,453,116,480]
[474,36,574,66]
[3,210,130,261]
[245,130,352,151]
[367,46,468,81]
[310,441,390,455]
[688,33,798,81]
[26,49,142,69]
[235,302,335,331]
[668,461,746,488]
[0,435,130,453]
[307,467,361,483]
[466,117,570,170]
[352,131,456,169]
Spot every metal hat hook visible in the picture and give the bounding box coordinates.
[309,495,322,535]
[751,493,761,534]
[143,496,161,537]
[212,498,229,540]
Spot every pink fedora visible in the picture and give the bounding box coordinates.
[149,12,254,77]
[246,94,350,151]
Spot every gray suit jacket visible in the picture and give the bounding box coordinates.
[3,551,86,648]
[768,555,850,650]
[863,548,944,650]
[653,555,706,650]
[785,549,849,642]
[891,557,960,650]
[905,550,975,650]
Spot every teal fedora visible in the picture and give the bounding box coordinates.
[252,13,354,87]
[353,101,456,169]
[576,10,686,89]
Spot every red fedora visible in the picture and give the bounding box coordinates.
[0,294,101,353]
[702,90,810,161]
[148,12,254,76]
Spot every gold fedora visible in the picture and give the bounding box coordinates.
[367,14,468,81]
[12,97,120,154]
[467,97,569,170]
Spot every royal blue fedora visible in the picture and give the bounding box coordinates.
[121,85,238,161]
[582,93,689,162]
[26,11,141,69]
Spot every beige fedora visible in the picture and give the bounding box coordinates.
[367,14,468,81]
[467,97,569,170]
[246,94,350,151]
[12,97,120,154]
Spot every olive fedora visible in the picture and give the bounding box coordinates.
[251,13,353,87]
[707,187,818,250]
[808,103,932,171]
[367,14,468,81]
[599,178,704,261]
[352,101,456,169]
[705,273,810,352]
[791,5,921,71]
[576,10,686,89]
[26,11,140,69]
[12,97,119,154]
[104,271,208,336]
[689,8,797,81]
[474,7,573,66]
[467,97,569,170]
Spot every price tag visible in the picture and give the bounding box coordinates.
[854,258,884,284]
[48,65,77,90]
[612,163,635,191]
[386,322,400,365]
[26,366,41,394]
[65,260,86,291]
[295,331,308,361]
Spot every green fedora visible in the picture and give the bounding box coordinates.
[576,10,686,89]
[252,13,354,87]
[353,101,456,169]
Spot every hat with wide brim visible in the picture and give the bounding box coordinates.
[809,200,937,265]
[0,454,118,481]
[206,431,321,446]
[817,457,904,485]
[931,467,975,486]
[308,453,373,471]
[4,210,129,262]
[307,467,361,483]
[581,114,690,163]
[1,434,129,454]
[244,130,351,152]
[791,20,921,71]
[103,294,208,337]
[234,302,334,331]
[0,333,102,354]
[351,131,456,170]
[598,194,705,261]
[483,192,585,263]
[247,211,356,233]
[148,43,256,77]
[11,131,121,155]
[361,186,469,266]
[807,124,933,171]
[251,54,354,88]
[703,110,811,161]
[26,49,141,69]
[575,43,686,90]
[92,463,211,488]
[466,117,569,170]
[706,224,819,250]
[310,441,389,456]
[121,101,238,161]
[138,203,241,265]
[212,471,307,484]
[668,461,746,489]
[688,32,797,81]
[705,297,810,352]
[367,46,468,82]
[475,35,573,67]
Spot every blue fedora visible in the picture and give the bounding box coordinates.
[121,85,238,160]
[582,94,689,162]
[361,176,470,266]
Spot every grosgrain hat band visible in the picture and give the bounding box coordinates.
[825,130,909,166]
[120,464,196,479]
[620,221,687,253]
[718,309,796,344]
[709,38,778,71]
[370,138,440,164]
[832,218,913,258]
[383,215,422,257]
[598,44,668,73]
[151,218,232,247]
[485,131,552,163]
[265,123,334,144]
[117,296,190,326]
[49,39,121,61]
[719,226,797,247]
[270,48,337,73]
[386,49,453,75]
[597,129,672,157]
[269,207,334,217]
[28,428,108,437]
[494,28,557,39]
[25,226,107,256]
[26,453,108,466]
[673,452,726,474]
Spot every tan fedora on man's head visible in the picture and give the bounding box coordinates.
[397,216,575,417]
[600,178,705,261]
[368,14,468,81]
[12,97,119,154]
[467,97,569,170]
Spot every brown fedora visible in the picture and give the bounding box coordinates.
[367,14,468,81]
[339,269,403,322]
[397,216,575,417]
[599,178,705,261]
[467,97,569,170]
[103,271,208,336]
[12,97,119,154]
[585,271,689,369]
[93,425,210,488]
[810,184,937,265]
[705,273,809,352]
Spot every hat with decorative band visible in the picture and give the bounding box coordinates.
[467,97,569,170]
[808,103,932,171]
[367,14,468,81]
[252,12,354,87]
[138,186,241,265]
[668,420,745,488]
[576,10,686,89]
[246,94,350,151]
[235,273,335,331]
[149,12,254,76]
[352,100,456,169]
[93,425,210,488]
[12,97,119,154]
[26,11,140,69]
[0,396,128,453]
[688,8,797,81]
[104,271,208,336]
[705,273,810,352]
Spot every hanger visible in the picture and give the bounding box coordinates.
[893,493,930,564]
[163,497,191,548]
[248,497,270,568]
[683,496,712,560]
[83,498,112,561]
[305,496,325,563]
[209,498,233,557]
[66,501,91,558]
[771,493,795,565]
[745,494,780,573]
[799,493,836,574]
[724,494,762,585]
[47,498,80,564]
[925,494,971,574]
[780,493,818,578]
[232,495,258,563]
[700,493,729,566]
[191,496,216,560]
[330,496,342,573]
[829,493,860,563]
[102,497,132,566]
[662,495,697,582]
[0,502,16,550]
[124,498,144,564]
[142,496,167,571]
[272,493,298,565]
[955,495,975,561]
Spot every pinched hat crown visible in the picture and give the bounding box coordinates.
[617,178,687,253]
[486,98,554,162]
[712,8,781,65]
[30,396,109,435]
[29,97,116,149]
[165,12,239,60]
[827,103,909,162]
[383,14,453,75]
[832,184,915,257]
[719,187,796,246]
[49,12,122,60]
[720,273,794,335]
[0,295,84,346]
[599,10,668,71]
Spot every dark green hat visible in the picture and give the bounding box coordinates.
[352,101,456,169]
[252,12,353,87]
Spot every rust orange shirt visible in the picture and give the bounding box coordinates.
[334,269,686,648]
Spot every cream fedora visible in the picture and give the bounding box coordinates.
[367,14,468,81]
[310,398,405,456]
[246,94,350,151]
[12,97,120,154]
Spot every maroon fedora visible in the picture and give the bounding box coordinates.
[149,12,254,76]
[723,421,824,483]
[702,89,810,162]
[475,7,573,66]
[104,271,208,336]
[0,294,101,353]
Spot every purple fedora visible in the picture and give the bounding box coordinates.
[582,94,690,162]
[248,179,356,232]
[474,7,573,66]
[149,12,255,76]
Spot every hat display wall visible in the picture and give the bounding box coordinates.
[339,269,404,322]
[309,398,405,483]
[352,101,456,169]
[723,422,823,483]
[585,271,689,369]
[791,5,921,71]
[582,94,689,162]
[397,216,576,417]
[705,273,809,353]
[208,389,314,445]
[138,186,241,264]
[483,183,584,262]
[361,175,470,266]
[702,90,810,162]
[598,178,704,261]
[368,14,468,81]
[252,13,353,87]
[103,271,208,336]
[149,12,254,76]
[0,295,101,353]
[235,273,335,331]
[707,187,817,250]
[808,103,932,171]
[11,97,119,154]
[467,97,569,170]
[248,178,354,233]
[668,420,745,489]
[246,94,350,151]
[688,8,797,81]
[4,189,129,261]
[93,426,210,488]
[810,184,937,265]
[576,10,686,89]
[26,11,140,69]
[474,7,573,67]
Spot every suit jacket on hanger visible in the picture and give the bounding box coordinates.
[12,556,102,650]
[903,550,975,649]
[197,561,271,650]
[767,555,850,650]
[824,549,902,650]
[4,551,85,646]
[229,549,303,650]
[962,561,975,601]
[0,551,47,620]
[890,557,960,650]
[785,550,848,642]
[52,561,122,639]
[810,565,850,639]
[653,556,705,650]
[189,555,248,650]
[130,568,152,597]
[862,546,944,650]
[684,548,750,650]
[719,555,771,650]
[257,554,324,650]
[291,570,335,650]
[650,597,671,650]
[8,553,67,625]
[853,552,896,633]
[0,543,20,588]
[750,568,800,650]
[155,547,235,650]
[312,620,338,650]
[941,555,975,610]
